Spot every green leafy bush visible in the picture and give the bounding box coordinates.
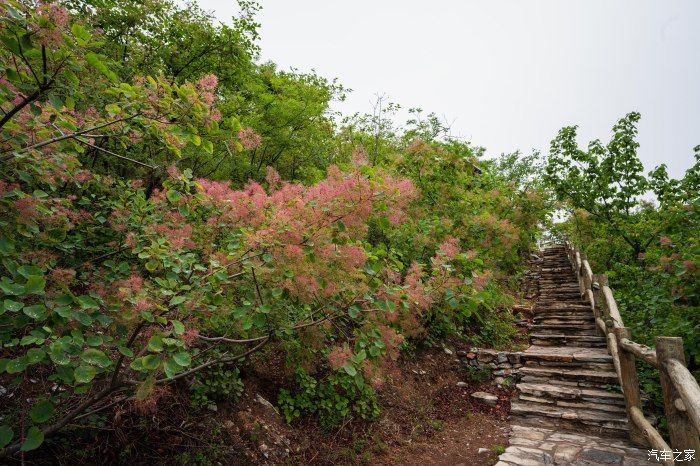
[464,366,492,383]
[278,369,380,430]
[191,365,245,410]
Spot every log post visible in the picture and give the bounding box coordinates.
[657,336,700,460]
[614,327,646,446]
[575,251,584,296]
[580,253,591,291]
[597,275,610,321]
[591,273,604,322]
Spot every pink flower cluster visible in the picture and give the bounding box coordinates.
[50,267,76,286]
[115,273,144,299]
[437,236,460,259]
[237,127,262,150]
[34,3,70,47]
[328,346,353,369]
[150,223,195,249]
[198,74,218,90]
[193,165,415,303]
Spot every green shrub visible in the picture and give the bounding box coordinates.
[470,309,518,349]
[278,369,380,430]
[464,366,492,383]
[191,365,244,410]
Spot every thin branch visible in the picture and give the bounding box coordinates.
[154,337,270,384]
[75,137,158,170]
[1,115,139,158]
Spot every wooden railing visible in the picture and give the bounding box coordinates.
[563,241,700,466]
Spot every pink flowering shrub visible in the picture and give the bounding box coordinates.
[237,127,262,150]
[0,0,553,456]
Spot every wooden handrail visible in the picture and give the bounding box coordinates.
[601,286,624,328]
[619,338,658,368]
[606,332,623,383]
[629,406,673,466]
[562,241,700,456]
[665,357,700,434]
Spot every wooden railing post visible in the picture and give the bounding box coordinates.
[657,337,700,459]
[576,251,584,296]
[598,275,610,319]
[591,273,605,335]
[614,327,646,446]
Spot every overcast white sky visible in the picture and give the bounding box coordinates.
[198,0,699,178]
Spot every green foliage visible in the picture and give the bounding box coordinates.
[464,366,492,383]
[470,308,518,350]
[278,369,380,430]
[546,114,700,415]
[0,0,551,458]
[191,365,244,410]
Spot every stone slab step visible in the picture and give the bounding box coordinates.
[499,425,653,465]
[518,394,627,414]
[522,346,612,364]
[519,366,619,385]
[531,334,607,348]
[535,303,593,311]
[510,400,629,437]
[539,290,583,296]
[533,312,595,321]
[533,320,597,329]
[532,325,598,336]
[517,382,625,407]
[533,314,595,323]
[539,283,580,290]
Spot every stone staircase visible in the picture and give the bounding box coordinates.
[497,245,655,465]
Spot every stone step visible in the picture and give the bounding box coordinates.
[539,290,581,295]
[517,382,625,408]
[531,324,598,336]
[531,334,608,348]
[533,314,595,323]
[519,366,619,385]
[533,312,594,321]
[538,296,585,303]
[539,295,583,301]
[510,400,629,437]
[501,425,653,466]
[518,395,627,415]
[538,282,579,288]
[533,319,596,329]
[524,361,616,373]
[536,303,592,311]
[521,346,612,364]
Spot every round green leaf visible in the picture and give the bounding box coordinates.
[20,426,44,452]
[29,400,54,423]
[23,304,47,320]
[172,352,191,367]
[25,348,45,364]
[24,276,46,295]
[147,335,163,353]
[171,320,185,335]
[80,349,111,368]
[6,358,26,374]
[3,299,23,312]
[0,424,13,449]
[74,365,97,384]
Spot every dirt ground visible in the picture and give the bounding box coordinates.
[288,347,514,466]
[18,345,515,466]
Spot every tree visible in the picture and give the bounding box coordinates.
[544,112,695,260]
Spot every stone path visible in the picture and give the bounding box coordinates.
[496,245,655,465]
